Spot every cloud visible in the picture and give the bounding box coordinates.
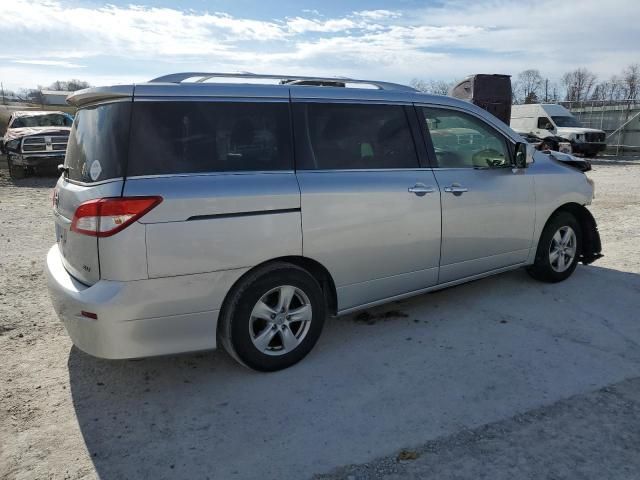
[286,17,357,34]
[12,60,85,68]
[353,10,402,20]
[0,0,637,90]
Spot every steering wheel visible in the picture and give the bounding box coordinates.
[472,148,506,168]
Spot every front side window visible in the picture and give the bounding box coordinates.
[537,117,553,129]
[422,107,510,168]
[127,101,292,176]
[294,103,419,170]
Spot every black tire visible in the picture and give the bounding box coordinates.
[540,139,558,152]
[527,212,582,283]
[7,157,26,179]
[218,262,326,371]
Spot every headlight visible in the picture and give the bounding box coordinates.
[6,139,20,151]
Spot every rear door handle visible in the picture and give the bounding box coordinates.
[443,184,468,195]
[408,183,435,197]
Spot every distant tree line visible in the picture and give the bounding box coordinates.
[410,63,640,105]
[1,79,91,105]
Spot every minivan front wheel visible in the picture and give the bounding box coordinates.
[528,212,582,283]
[219,262,326,371]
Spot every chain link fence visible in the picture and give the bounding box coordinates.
[560,100,640,155]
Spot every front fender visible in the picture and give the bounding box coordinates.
[574,206,603,264]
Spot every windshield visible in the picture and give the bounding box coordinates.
[551,116,582,128]
[11,113,73,129]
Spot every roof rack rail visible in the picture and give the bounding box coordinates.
[148,72,417,92]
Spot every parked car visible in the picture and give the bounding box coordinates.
[45,73,603,371]
[519,133,591,172]
[511,104,606,157]
[519,132,573,154]
[1,111,73,178]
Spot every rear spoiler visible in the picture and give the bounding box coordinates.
[66,85,134,108]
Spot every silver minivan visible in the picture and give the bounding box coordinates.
[45,73,602,371]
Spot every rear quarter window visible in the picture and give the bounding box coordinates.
[127,101,292,176]
[65,102,131,183]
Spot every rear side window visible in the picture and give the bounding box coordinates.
[293,103,419,170]
[127,101,292,176]
[65,102,131,183]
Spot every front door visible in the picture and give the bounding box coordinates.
[419,106,535,283]
[292,100,442,311]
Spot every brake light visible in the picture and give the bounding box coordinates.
[71,196,162,237]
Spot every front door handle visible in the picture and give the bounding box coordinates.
[408,183,435,197]
[443,184,468,195]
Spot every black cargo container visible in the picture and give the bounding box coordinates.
[450,74,512,125]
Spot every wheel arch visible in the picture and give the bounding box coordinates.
[217,256,338,336]
[544,203,603,264]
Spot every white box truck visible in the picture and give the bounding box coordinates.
[511,104,606,157]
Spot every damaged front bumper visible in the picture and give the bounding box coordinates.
[8,152,66,168]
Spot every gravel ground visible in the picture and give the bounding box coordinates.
[318,378,640,480]
[1,156,640,480]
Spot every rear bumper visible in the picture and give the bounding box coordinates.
[45,245,245,359]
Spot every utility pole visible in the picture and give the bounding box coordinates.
[1,82,5,105]
[544,79,549,103]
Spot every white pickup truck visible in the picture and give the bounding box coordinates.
[511,104,606,157]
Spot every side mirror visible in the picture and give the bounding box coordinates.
[544,123,554,131]
[514,142,534,168]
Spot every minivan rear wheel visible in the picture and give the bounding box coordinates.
[219,262,326,371]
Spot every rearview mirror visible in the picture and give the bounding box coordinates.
[514,142,534,168]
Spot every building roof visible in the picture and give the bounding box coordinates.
[41,90,73,96]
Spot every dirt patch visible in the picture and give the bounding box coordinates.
[354,310,409,325]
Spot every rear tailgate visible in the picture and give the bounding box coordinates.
[53,178,125,284]
[53,99,132,285]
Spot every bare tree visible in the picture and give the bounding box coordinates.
[410,78,452,95]
[562,68,597,102]
[514,69,543,104]
[26,88,45,106]
[47,79,91,91]
[591,76,625,102]
[621,64,639,100]
[65,79,91,91]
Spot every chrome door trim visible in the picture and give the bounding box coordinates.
[296,167,436,173]
[187,208,301,222]
[62,176,125,187]
[133,96,290,103]
[125,170,296,180]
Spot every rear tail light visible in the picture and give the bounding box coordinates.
[71,196,162,237]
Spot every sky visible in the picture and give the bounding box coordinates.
[0,0,638,91]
